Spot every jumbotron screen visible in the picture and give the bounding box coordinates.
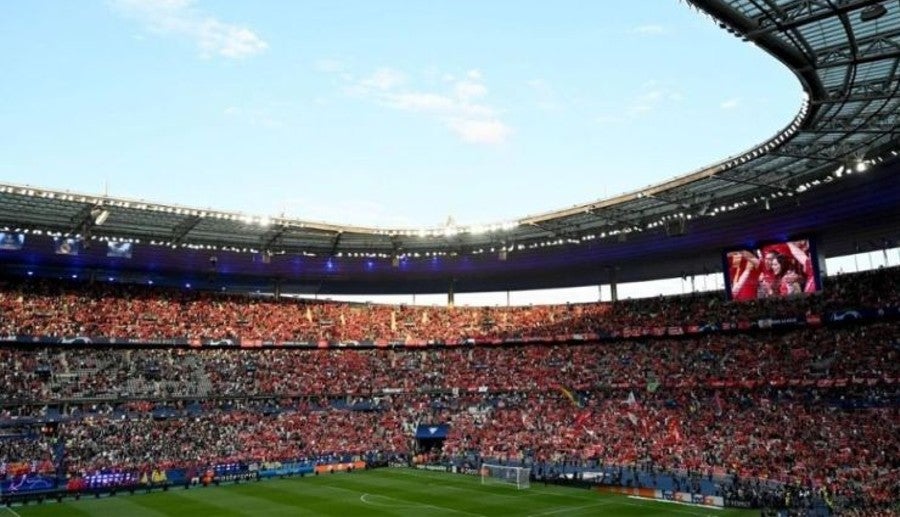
[724,239,822,301]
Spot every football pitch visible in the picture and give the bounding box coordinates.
[8,468,758,516]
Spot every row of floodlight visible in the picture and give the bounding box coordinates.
[1,222,629,259]
[0,183,627,245]
[1,156,888,263]
[0,185,278,227]
[1,227,141,244]
[0,184,530,238]
[0,146,889,265]
[370,221,520,238]
[2,147,894,262]
[793,158,875,194]
[720,97,809,171]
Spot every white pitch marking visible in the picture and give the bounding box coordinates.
[358,492,486,516]
[359,493,427,508]
[316,483,484,517]
[526,501,615,516]
[626,495,722,515]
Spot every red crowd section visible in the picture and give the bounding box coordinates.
[0,324,896,401]
[0,267,897,343]
[440,391,898,505]
[0,267,897,510]
[0,388,896,507]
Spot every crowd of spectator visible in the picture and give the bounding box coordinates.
[0,323,895,402]
[0,387,896,512]
[59,408,406,474]
[0,267,896,513]
[0,431,54,477]
[0,267,897,344]
[438,389,898,507]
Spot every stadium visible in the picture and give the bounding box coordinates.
[0,0,898,516]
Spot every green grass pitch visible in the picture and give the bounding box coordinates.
[8,468,758,516]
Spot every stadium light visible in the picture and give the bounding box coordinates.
[91,207,110,226]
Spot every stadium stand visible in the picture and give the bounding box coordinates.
[0,0,897,514]
[0,267,897,514]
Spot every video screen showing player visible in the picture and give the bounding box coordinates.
[725,239,819,301]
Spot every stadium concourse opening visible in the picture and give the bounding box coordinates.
[414,423,450,455]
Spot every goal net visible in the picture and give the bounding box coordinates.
[480,464,531,489]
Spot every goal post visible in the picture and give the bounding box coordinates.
[480,464,531,489]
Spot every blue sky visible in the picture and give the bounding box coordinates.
[0,0,800,228]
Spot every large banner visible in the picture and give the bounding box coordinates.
[415,424,450,439]
[84,470,139,489]
[257,461,315,479]
[0,474,57,494]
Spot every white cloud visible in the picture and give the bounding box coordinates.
[383,92,457,113]
[637,90,664,103]
[627,104,654,115]
[720,98,741,110]
[447,118,511,145]
[455,80,488,101]
[626,81,683,116]
[630,24,666,35]
[360,67,406,91]
[328,65,511,145]
[112,0,268,59]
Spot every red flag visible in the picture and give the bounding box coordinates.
[668,418,683,443]
[573,410,591,429]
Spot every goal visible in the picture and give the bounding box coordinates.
[480,464,531,489]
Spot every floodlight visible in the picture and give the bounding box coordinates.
[91,208,110,226]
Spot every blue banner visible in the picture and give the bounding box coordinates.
[0,475,57,494]
[415,424,450,439]
[258,461,314,479]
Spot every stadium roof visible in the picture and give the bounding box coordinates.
[0,0,898,293]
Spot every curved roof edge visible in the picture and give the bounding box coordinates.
[0,0,897,292]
